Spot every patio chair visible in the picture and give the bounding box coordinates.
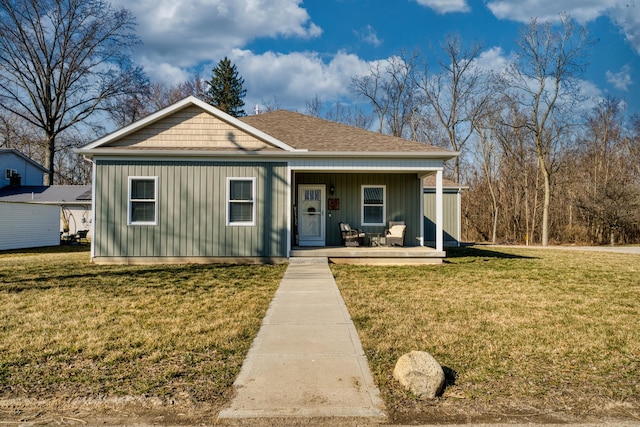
[339,222,365,247]
[76,230,89,244]
[386,221,406,247]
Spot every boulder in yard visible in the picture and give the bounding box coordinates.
[393,350,445,399]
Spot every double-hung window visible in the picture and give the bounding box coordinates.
[227,177,256,226]
[362,185,386,226]
[128,177,158,225]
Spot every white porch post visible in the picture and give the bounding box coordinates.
[286,166,292,257]
[419,175,424,246]
[436,169,443,252]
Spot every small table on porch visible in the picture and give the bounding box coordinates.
[368,232,386,247]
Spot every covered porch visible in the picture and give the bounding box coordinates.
[291,168,448,254]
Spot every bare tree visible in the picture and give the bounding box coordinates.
[417,33,490,183]
[106,76,207,126]
[0,0,148,184]
[472,99,504,243]
[575,96,640,244]
[304,95,323,117]
[350,50,419,137]
[502,15,592,245]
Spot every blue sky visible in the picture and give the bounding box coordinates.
[111,0,640,115]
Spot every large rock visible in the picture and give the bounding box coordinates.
[393,351,445,399]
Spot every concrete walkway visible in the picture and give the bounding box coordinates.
[218,257,386,422]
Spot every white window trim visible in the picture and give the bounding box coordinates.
[128,176,158,225]
[227,177,256,226]
[361,184,386,226]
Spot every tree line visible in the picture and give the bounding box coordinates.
[341,15,639,246]
[1,0,638,245]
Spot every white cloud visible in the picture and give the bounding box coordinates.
[414,0,470,14]
[109,0,322,78]
[606,65,633,91]
[485,1,640,55]
[231,50,372,110]
[355,25,382,47]
[473,47,511,73]
[486,0,612,23]
[609,3,640,55]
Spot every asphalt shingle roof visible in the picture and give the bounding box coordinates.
[0,185,91,203]
[240,110,448,153]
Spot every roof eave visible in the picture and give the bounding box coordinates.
[77,148,459,160]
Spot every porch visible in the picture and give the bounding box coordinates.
[290,246,446,265]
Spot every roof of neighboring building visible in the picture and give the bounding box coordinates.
[0,148,49,173]
[423,175,468,189]
[240,110,446,153]
[0,185,91,204]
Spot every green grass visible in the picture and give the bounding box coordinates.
[0,247,285,406]
[332,246,640,422]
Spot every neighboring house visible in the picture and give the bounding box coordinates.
[0,149,61,250]
[0,185,92,236]
[0,202,60,251]
[78,96,457,264]
[423,175,467,247]
[0,148,48,188]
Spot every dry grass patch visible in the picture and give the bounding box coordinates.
[332,246,640,424]
[0,247,285,410]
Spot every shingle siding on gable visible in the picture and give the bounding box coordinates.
[93,160,288,259]
[109,106,274,150]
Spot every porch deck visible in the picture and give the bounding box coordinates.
[290,246,446,265]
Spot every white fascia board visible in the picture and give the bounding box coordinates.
[79,96,302,152]
[77,148,459,161]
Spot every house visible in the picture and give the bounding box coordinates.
[78,96,458,264]
[0,149,60,250]
[423,175,467,247]
[0,148,48,188]
[0,185,92,237]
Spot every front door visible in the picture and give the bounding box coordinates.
[298,185,325,246]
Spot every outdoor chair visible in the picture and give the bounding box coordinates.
[385,221,406,247]
[339,222,365,247]
[76,230,89,243]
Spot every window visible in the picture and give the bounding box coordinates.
[227,177,256,226]
[128,177,158,225]
[362,185,386,226]
[5,169,17,180]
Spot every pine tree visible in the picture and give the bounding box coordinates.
[205,57,247,117]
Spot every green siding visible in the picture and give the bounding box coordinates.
[296,173,422,247]
[94,160,288,258]
[424,190,460,245]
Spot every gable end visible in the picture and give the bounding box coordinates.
[107,106,278,151]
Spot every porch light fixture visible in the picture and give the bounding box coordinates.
[330,184,335,195]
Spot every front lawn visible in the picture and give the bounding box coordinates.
[2,246,638,424]
[332,246,640,424]
[0,247,285,414]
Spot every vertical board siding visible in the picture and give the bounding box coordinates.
[424,190,460,245]
[94,160,288,258]
[296,173,421,247]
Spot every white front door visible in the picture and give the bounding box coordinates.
[298,185,325,246]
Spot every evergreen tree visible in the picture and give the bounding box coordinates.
[205,57,247,117]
